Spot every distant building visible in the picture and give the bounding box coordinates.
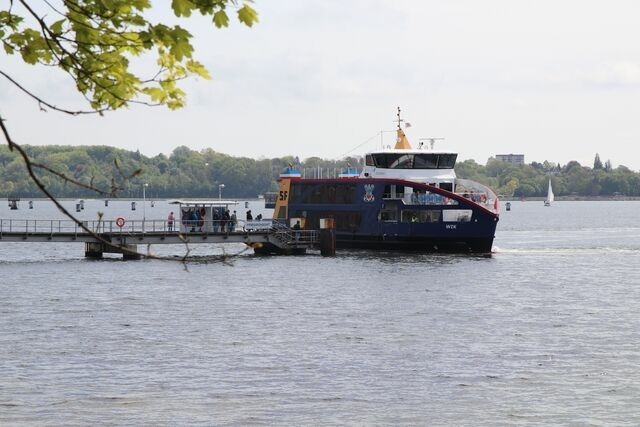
[495,154,525,165]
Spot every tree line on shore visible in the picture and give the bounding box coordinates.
[0,145,358,199]
[1,145,637,199]
[458,153,640,197]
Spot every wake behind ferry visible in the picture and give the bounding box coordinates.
[266,108,500,254]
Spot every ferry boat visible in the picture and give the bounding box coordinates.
[267,108,500,254]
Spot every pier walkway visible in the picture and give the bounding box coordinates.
[0,219,319,259]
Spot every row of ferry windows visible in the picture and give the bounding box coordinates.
[293,209,473,231]
[298,211,361,232]
[290,183,456,206]
[366,153,457,169]
[290,183,356,204]
[380,208,472,223]
[383,184,458,205]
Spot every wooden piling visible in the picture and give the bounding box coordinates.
[85,242,104,259]
[319,218,336,256]
[84,242,141,260]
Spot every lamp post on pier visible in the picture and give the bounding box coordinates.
[218,183,225,200]
[142,183,148,232]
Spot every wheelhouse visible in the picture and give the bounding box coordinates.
[365,152,457,169]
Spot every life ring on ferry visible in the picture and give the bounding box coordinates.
[115,217,126,228]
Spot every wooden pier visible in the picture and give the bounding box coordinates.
[0,219,323,259]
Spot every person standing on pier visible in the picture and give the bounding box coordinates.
[167,212,175,231]
[222,209,231,233]
[213,209,220,233]
[231,210,237,232]
[293,220,301,241]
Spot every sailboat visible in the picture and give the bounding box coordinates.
[544,179,554,206]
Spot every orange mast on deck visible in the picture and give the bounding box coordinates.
[394,106,412,149]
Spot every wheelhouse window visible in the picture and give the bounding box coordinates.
[412,154,437,169]
[371,153,457,169]
[389,154,413,169]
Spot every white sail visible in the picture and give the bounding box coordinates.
[544,179,554,206]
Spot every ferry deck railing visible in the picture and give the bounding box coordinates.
[381,179,500,214]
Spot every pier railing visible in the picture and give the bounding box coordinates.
[0,218,318,241]
[0,218,324,256]
[0,219,177,235]
[0,219,268,235]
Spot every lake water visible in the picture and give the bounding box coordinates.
[1,199,640,425]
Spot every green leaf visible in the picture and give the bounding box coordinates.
[172,0,194,17]
[237,4,259,27]
[186,60,211,79]
[213,11,230,28]
[50,19,65,36]
[167,26,194,61]
[0,11,23,29]
[142,87,166,103]
[3,0,258,112]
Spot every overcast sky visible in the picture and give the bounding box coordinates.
[3,1,640,169]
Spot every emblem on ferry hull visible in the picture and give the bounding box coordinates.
[363,184,375,202]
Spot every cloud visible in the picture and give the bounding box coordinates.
[592,61,640,87]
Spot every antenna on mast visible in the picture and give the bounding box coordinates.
[395,106,413,132]
[395,106,412,129]
[394,107,413,149]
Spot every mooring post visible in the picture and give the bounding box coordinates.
[84,242,141,260]
[121,244,142,260]
[85,242,104,259]
[319,217,336,256]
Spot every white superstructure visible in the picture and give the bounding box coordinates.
[359,107,498,213]
[359,108,457,192]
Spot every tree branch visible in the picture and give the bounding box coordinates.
[0,70,105,115]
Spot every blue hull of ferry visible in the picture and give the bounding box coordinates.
[281,178,499,254]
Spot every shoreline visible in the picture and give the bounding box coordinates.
[7,196,640,202]
[501,196,640,202]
